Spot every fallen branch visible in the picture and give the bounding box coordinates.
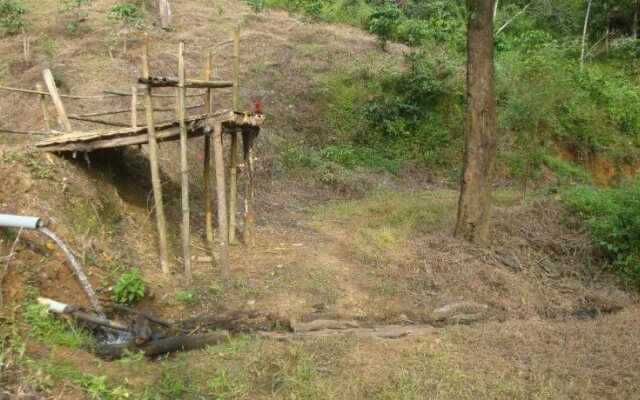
[38,297,129,331]
[260,325,436,340]
[96,331,230,359]
[293,319,359,332]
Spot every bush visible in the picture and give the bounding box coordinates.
[366,0,402,48]
[0,0,30,35]
[110,2,144,23]
[112,268,146,303]
[561,181,640,286]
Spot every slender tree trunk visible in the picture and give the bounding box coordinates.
[580,0,592,69]
[634,0,638,40]
[454,0,497,244]
[493,0,498,20]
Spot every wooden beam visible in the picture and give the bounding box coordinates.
[68,116,130,127]
[142,35,170,276]
[131,86,138,129]
[42,69,72,132]
[178,42,192,282]
[137,77,233,89]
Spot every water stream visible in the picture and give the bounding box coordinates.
[38,227,105,317]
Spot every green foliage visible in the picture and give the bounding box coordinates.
[24,303,95,348]
[362,51,464,167]
[246,0,267,12]
[0,0,30,35]
[58,0,93,35]
[109,2,144,23]
[562,181,640,286]
[175,289,200,305]
[366,0,402,48]
[111,268,146,303]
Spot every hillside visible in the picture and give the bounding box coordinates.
[1,0,640,399]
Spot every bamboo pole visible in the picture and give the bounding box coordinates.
[131,86,138,129]
[42,69,72,132]
[242,130,256,247]
[228,25,241,244]
[36,83,51,133]
[0,85,121,99]
[213,121,229,277]
[178,42,192,282]
[138,77,233,88]
[204,52,216,262]
[142,36,170,276]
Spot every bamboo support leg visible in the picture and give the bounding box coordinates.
[213,122,229,277]
[36,83,51,133]
[204,54,215,250]
[228,131,238,244]
[42,69,72,132]
[242,130,256,247]
[178,42,192,282]
[131,86,138,129]
[142,36,170,275]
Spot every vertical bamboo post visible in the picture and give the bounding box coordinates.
[242,129,256,247]
[178,42,192,282]
[228,25,240,244]
[42,69,72,132]
[203,52,217,267]
[142,35,170,276]
[131,86,138,129]
[213,121,229,277]
[36,83,51,133]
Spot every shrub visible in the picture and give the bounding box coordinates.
[112,268,146,303]
[110,2,144,23]
[59,0,93,35]
[561,181,640,286]
[0,0,30,35]
[367,0,402,48]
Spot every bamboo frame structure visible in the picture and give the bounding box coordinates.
[4,30,263,282]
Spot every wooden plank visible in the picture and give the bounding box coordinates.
[143,35,170,276]
[42,69,72,132]
[178,42,192,282]
[213,121,229,277]
[137,77,233,89]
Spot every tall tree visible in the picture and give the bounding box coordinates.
[454,0,498,244]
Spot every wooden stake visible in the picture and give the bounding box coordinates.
[213,122,229,277]
[142,35,170,275]
[178,42,192,282]
[131,86,138,129]
[204,52,216,265]
[242,130,256,247]
[229,25,241,244]
[42,69,72,132]
[36,83,51,133]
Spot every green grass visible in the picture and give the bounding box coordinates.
[24,303,95,349]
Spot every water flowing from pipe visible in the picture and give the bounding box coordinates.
[38,227,104,317]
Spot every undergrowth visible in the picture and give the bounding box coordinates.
[561,180,640,287]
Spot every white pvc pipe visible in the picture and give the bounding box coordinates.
[0,214,42,229]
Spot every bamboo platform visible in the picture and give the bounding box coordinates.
[35,111,264,152]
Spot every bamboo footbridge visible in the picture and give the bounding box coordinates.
[1,28,263,280]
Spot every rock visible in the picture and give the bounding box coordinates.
[430,301,489,323]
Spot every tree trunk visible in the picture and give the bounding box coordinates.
[454,0,497,244]
[634,0,638,40]
[580,0,592,69]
